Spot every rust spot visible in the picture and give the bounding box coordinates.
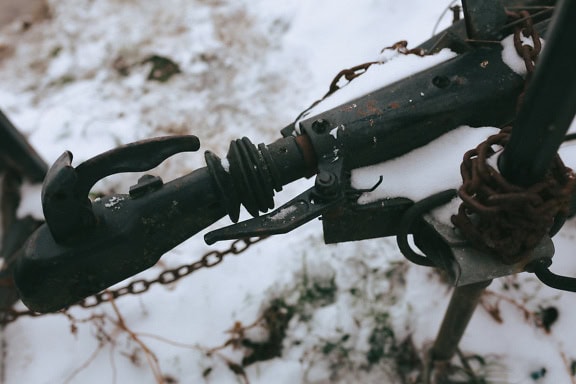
[453,76,467,85]
[357,99,383,117]
[339,103,358,113]
[389,102,400,109]
[295,134,317,177]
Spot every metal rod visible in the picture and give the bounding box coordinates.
[429,279,492,362]
[0,110,47,182]
[498,0,576,186]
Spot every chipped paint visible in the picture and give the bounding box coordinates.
[330,127,338,139]
[269,205,298,222]
[104,196,124,209]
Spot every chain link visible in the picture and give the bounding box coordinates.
[0,237,267,325]
[508,9,542,77]
[507,9,543,110]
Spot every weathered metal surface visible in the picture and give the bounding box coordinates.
[42,135,200,242]
[416,213,554,286]
[322,198,412,244]
[429,279,492,363]
[16,166,228,313]
[462,0,508,40]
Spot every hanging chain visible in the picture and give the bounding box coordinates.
[507,9,542,110]
[324,42,424,97]
[0,236,267,326]
[294,40,426,123]
[511,10,541,75]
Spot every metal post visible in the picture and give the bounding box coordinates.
[429,279,492,363]
[498,0,576,186]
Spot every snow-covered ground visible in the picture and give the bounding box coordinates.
[2,1,576,383]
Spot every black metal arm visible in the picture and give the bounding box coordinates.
[498,0,576,186]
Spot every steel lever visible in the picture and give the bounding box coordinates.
[205,184,345,244]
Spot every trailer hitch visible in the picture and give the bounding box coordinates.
[14,9,555,312]
[15,136,233,312]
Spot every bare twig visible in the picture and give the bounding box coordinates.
[559,349,576,384]
[109,299,164,384]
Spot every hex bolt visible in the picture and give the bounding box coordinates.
[315,171,337,196]
[311,119,330,134]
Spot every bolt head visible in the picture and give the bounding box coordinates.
[315,171,338,197]
[311,119,330,133]
[317,171,335,186]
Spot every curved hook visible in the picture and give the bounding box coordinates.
[528,258,576,292]
[42,135,200,243]
[396,189,457,267]
[74,136,199,197]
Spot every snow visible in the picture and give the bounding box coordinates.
[104,196,125,209]
[2,1,576,384]
[501,33,545,77]
[351,126,500,203]
[15,182,43,220]
[269,206,298,222]
[220,158,230,173]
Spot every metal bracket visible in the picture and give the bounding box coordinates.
[415,212,554,286]
[462,0,507,41]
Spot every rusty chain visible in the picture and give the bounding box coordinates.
[511,10,541,75]
[451,10,575,264]
[294,40,426,123]
[324,41,424,97]
[325,61,379,96]
[0,236,267,326]
[452,128,575,264]
[507,9,542,110]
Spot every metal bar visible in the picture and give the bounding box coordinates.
[462,0,507,40]
[498,0,576,186]
[429,280,492,362]
[0,110,47,317]
[0,109,47,182]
